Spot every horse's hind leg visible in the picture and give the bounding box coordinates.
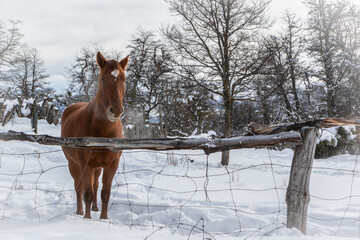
[91,168,101,211]
[68,161,84,215]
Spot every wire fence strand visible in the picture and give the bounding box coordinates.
[0,147,360,239]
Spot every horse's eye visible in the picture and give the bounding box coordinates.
[102,78,105,83]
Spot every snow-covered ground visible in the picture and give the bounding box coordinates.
[1,118,360,240]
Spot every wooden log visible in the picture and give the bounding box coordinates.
[248,118,360,135]
[0,130,303,154]
[286,127,319,234]
[323,117,360,127]
[248,120,323,135]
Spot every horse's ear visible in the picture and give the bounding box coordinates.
[96,51,107,69]
[119,55,129,70]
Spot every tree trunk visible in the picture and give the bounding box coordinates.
[278,83,293,118]
[290,63,301,115]
[221,96,233,166]
[326,87,335,117]
[221,150,230,166]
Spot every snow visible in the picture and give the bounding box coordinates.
[317,127,340,148]
[2,99,18,116]
[126,124,135,130]
[1,98,37,117]
[207,130,217,138]
[318,126,357,145]
[0,118,360,239]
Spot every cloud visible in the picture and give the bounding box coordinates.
[2,0,359,95]
[1,0,171,93]
[46,74,68,93]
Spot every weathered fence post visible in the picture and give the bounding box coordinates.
[286,127,319,234]
[31,102,38,134]
[31,112,38,134]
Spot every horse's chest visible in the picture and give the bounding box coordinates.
[87,151,120,169]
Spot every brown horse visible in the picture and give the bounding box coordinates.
[61,52,129,219]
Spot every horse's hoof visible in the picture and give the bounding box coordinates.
[76,210,84,215]
[91,206,99,212]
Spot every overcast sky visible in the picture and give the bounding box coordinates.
[0,0,357,92]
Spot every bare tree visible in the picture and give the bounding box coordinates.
[259,11,306,121]
[334,3,360,117]
[163,0,272,165]
[0,20,22,70]
[29,48,49,98]
[0,20,22,91]
[126,29,172,124]
[305,0,351,117]
[8,45,49,99]
[161,69,219,136]
[282,11,304,116]
[67,45,102,103]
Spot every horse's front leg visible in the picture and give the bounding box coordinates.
[81,167,95,219]
[67,161,84,215]
[100,158,119,219]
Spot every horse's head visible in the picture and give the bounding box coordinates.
[96,51,129,122]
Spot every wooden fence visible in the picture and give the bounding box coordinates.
[1,118,359,234]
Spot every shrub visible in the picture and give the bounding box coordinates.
[315,126,360,159]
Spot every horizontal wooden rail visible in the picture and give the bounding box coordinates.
[0,130,303,154]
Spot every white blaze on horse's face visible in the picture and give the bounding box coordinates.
[111,69,120,81]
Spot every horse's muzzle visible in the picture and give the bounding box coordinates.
[106,106,124,122]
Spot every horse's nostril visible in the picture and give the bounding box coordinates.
[109,107,114,114]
